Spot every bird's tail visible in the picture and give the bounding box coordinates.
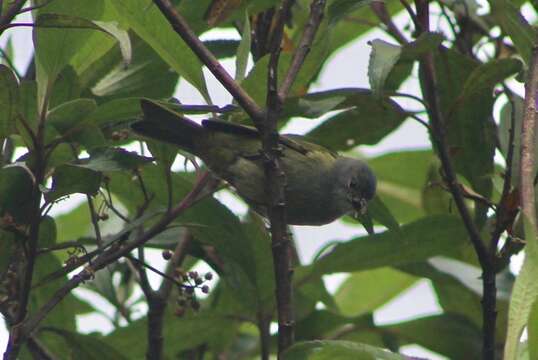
[132,99,204,155]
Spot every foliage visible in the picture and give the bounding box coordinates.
[0,0,535,359]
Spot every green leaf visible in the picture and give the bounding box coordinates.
[0,65,19,138]
[42,328,128,360]
[78,147,153,172]
[368,32,444,96]
[459,58,521,100]
[46,98,105,150]
[327,0,377,26]
[368,39,401,97]
[83,98,141,127]
[31,217,82,354]
[335,267,417,317]
[240,34,329,106]
[0,230,18,275]
[83,266,122,309]
[49,66,82,109]
[400,262,483,329]
[306,91,406,151]
[283,340,406,359]
[366,195,400,230]
[421,159,452,215]
[111,0,208,99]
[489,0,536,64]
[90,37,179,100]
[55,201,91,243]
[105,309,237,357]
[299,215,466,281]
[367,150,434,224]
[529,300,538,359]
[17,81,38,139]
[504,217,538,360]
[235,10,251,82]
[430,49,510,224]
[35,13,132,65]
[205,39,240,59]
[34,0,105,102]
[282,90,355,119]
[0,163,35,224]
[45,164,102,202]
[384,313,482,359]
[47,98,98,135]
[241,213,275,312]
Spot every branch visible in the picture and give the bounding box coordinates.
[151,0,265,124]
[520,45,538,231]
[491,90,518,252]
[278,0,326,100]
[263,0,295,355]
[0,0,25,34]
[16,172,213,344]
[399,0,419,33]
[370,2,408,45]
[87,195,103,248]
[257,313,271,360]
[414,2,496,359]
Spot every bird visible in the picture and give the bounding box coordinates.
[131,99,376,226]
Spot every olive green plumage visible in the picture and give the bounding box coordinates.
[132,99,376,225]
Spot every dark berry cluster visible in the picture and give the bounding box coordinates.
[169,265,213,317]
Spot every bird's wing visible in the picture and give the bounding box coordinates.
[202,119,336,158]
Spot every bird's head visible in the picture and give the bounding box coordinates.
[332,158,377,215]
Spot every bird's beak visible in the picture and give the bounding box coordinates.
[352,197,368,215]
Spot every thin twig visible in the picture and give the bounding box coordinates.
[133,247,153,299]
[257,313,271,360]
[151,0,265,124]
[491,90,517,252]
[158,232,192,297]
[399,0,419,32]
[18,172,213,343]
[36,241,86,255]
[0,0,25,33]
[18,0,56,14]
[370,2,408,45]
[87,196,103,249]
[278,0,326,100]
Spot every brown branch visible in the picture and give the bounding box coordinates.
[257,313,271,360]
[15,172,213,346]
[520,45,538,231]
[491,90,517,253]
[263,0,295,355]
[87,196,103,248]
[370,2,408,45]
[0,0,25,34]
[414,2,496,359]
[278,0,326,100]
[399,0,419,33]
[151,0,265,124]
